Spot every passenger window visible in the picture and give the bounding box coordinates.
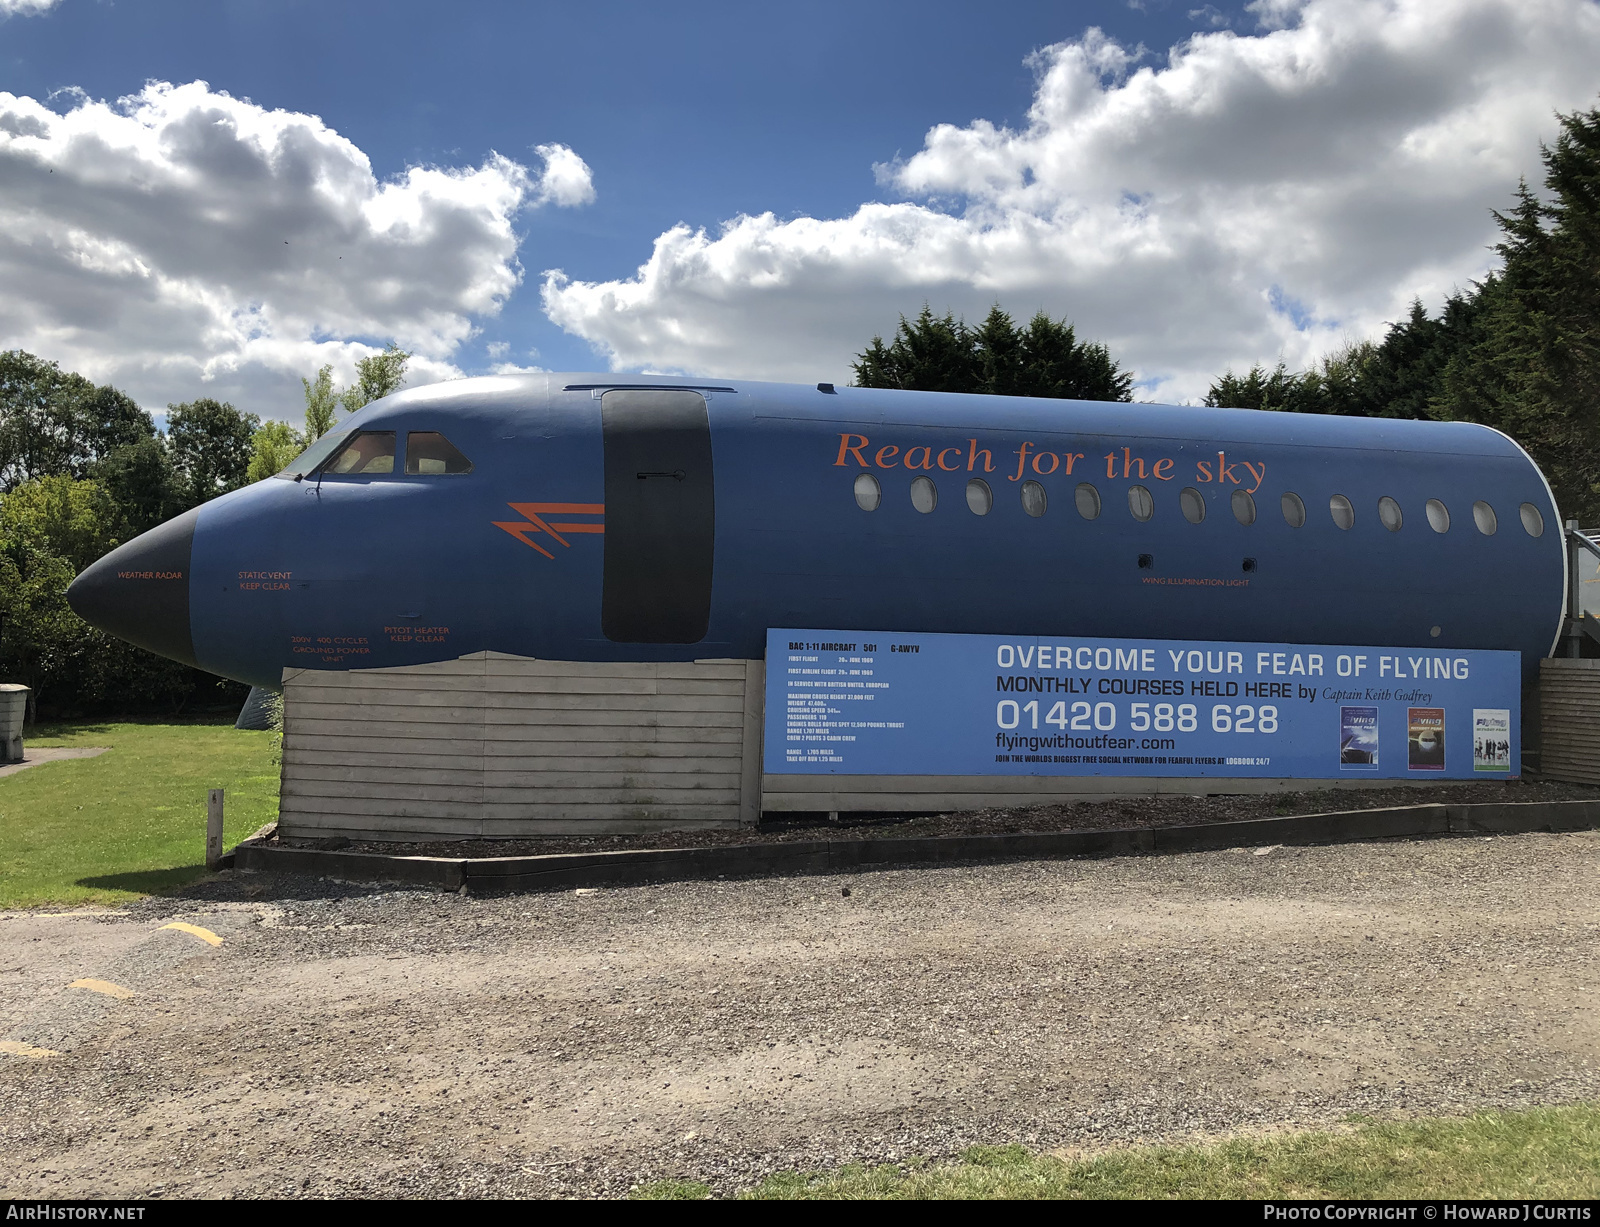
[1519,503,1544,537]
[406,432,473,475]
[1180,487,1205,524]
[1231,489,1256,525]
[1021,480,1047,518]
[324,431,396,475]
[1073,482,1099,520]
[1473,500,1497,535]
[911,475,937,513]
[854,473,881,511]
[1330,494,1354,530]
[1426,499,1450,533]
[966,478,992,516]
[1281,492,1305,527]
[1128,485,1154,522]
[1378,496,1402,532]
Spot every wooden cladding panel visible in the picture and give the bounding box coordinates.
[284,781,742,807]
[287,742,746,766]
[284,691,746,716]
[1538,658,1600,785]
[279,654,763,840]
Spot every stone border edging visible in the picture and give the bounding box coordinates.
[231,799,1600,895]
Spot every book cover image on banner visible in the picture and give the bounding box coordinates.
[1474,708,1512,772]
[1407,707,1446,771]
[1340,706,1380,771]
[765,629,1520,781]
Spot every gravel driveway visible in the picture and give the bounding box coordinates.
[2,829,1598,1198]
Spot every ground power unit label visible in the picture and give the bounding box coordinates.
[764,629,1520,779]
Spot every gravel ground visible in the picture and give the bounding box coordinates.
[278,778,1600,858]
[2,828,1599,1199]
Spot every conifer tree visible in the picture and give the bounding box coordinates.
[1438,107,1600,521]
[853,306,1132,402]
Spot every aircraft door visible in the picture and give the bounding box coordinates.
[600,389,715,643]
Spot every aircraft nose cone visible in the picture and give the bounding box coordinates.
[66,505,200,667]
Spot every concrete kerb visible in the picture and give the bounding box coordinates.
[228,799,1600,895]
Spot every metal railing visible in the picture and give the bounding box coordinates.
[1563,520,1600,657]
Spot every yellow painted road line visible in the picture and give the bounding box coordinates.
[68,978,133,1000]
[160,922,223,946]
[0,1040,60,1059]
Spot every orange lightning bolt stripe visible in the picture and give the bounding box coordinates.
[492,521,555,557]
[495,502,604,557]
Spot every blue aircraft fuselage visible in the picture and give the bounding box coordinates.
[67,373,1568,689]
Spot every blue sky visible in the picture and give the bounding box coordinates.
[3,0,1600,415]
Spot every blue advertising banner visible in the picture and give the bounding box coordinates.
[764,629,1520,779]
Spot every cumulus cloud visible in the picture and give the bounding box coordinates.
[0,80,592,413]
[533,143,596,208]
[0,0,61,15]
[543,0,1600,401]
[1188,5,1232,28]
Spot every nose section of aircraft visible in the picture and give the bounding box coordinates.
[66,505,201,667]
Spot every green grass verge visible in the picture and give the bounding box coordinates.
[0,718,279,908]
[633,1106,1600,1200]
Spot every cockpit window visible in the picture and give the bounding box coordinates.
[273,429,351,480]
[405,431,474,475]
[324,432,396,476]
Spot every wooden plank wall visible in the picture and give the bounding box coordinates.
[279,652,764,840]
[1540,657,1600,785]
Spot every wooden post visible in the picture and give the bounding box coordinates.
[206,788,224,869]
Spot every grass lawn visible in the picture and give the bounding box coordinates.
[0,718,280,909]
[635,1105,1600,1199]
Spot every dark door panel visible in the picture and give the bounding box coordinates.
[601,390,715,643]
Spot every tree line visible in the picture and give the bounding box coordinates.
[856,103,1600,525]
[0,346,407,716]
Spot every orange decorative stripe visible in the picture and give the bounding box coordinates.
[492,521,555,558]
[549,523,604,533]
[519,507,569,548]
[509,502,604,515]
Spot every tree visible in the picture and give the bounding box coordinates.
[302,365,339,441]
[301,345,411,441]
[0,355,254,717]
[855,307,975,393]
[0,475,122,571]
[0,541,76,716]
[339,343,411,414]
[90,437,177,535]
[1006,309,1134,402]
[1436,105,1600,522]
[166,398,259,507]
[0,474,235,717]
[1205,362,1304,413]
[1206,304,1480,419]
[0,351,155,491]
[1363,296,1480,420]
[1204,344,1374,415]
[1202,104,1600,522]
[853,306,1133,401]
[246,420,306,483]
